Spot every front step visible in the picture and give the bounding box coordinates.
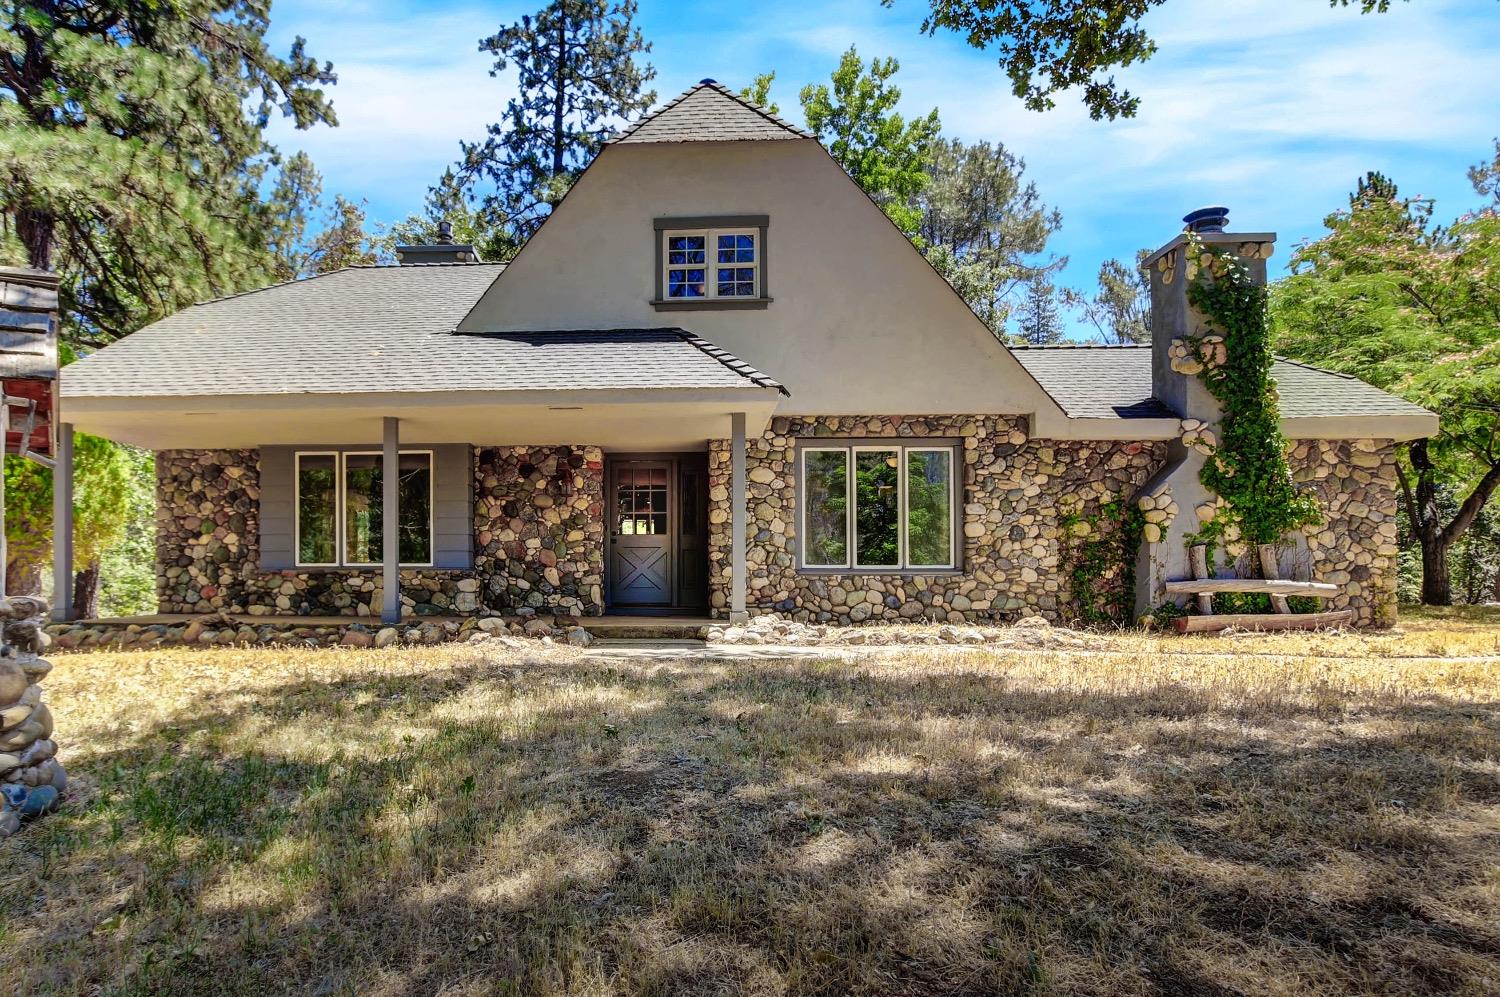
[575,618,715,640]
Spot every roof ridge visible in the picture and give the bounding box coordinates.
[186,261,507,310]
[347,261,506,269]
[608,78,813,144]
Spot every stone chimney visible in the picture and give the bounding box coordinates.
[396,221,483,265]
[1142,207,1275,423]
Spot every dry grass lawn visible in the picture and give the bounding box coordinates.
[2,608,1498,994]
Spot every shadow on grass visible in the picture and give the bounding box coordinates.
[3,652,1499,995]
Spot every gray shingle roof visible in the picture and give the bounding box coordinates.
[62,264,785,398]
[610,80,812,144]
[1010,344,1432,421]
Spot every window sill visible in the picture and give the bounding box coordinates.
[650,297,772,312]
[796,568,964,577]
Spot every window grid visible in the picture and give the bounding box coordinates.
[664,228,758,300]
[797,443,958,572]
[293,450,435,568]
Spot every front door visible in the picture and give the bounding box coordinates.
[608,460,674,606]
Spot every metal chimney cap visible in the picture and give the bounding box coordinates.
[436,220,454,244]
[700,77,718,85]
[1183,206,1230,233]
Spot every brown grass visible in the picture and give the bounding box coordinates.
[3,611,1498,995]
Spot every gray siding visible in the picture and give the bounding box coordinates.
[258,444,473,571]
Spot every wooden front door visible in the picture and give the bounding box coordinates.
[608,460,674,606]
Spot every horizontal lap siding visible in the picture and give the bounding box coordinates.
[257,444,473,571]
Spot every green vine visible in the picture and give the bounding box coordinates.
[1183,235,1320,555]
[1061,500,1145,627]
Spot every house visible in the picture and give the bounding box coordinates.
[52,80,1436,627]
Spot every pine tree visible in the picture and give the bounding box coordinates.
[383,170,518,264]
[1014,273,1063,345]
[266,152,378,281]
[1,0,337,344]
[455,0,655,243]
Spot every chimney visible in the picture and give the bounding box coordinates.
[1143,207,1275,421]
[396,221,483,265]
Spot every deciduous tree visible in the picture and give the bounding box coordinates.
[898,0,1411,120]
[1274,168,1500,605]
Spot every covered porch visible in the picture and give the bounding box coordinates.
[53,382,783,625]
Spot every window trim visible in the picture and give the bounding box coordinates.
[293,451,340,569]
[661,227,761,301]
[652,214,770,308]
[292,449,435,569]
[799,445,853,569]
[795,440,962,574]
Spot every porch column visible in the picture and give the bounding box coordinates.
[51,422,74,621]
[382,416,400,624]
[730,411,748,623]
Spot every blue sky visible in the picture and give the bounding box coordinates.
[263,0,1500,338]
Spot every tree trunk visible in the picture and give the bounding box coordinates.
[1419,530,1452,606]
[16,205,55,271]
[552,11,567,177]
[73,561,101,620]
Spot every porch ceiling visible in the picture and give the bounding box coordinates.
[60,386,783,451]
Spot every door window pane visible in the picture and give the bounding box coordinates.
[906,450,953,567]
[344,453,383,564]
[855,450,900,567]
[616,465,668,536]
[297,454,337,564]
[398,452,432,564]
[802,450,849,566]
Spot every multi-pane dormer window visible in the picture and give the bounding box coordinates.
[653,216,768,309]
[664,229,759,299]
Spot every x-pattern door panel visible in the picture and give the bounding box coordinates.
[609,461,673,606]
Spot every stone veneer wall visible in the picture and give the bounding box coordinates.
[158,446,606,618]
[1290,438,1400,627]
[473,446,606,617]
[707,415,1170,624]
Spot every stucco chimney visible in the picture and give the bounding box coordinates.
[1143,207,1276,423]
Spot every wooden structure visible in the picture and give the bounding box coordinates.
[0,267,65,623]
[1167,543,1353,634]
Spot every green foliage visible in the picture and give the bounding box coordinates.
[1061,500,1144,627]
[739,73,779,115]
[1187,238,1320,549]
[1013,272,1063,344]
[799,47,941,236]
[1066,250,1152,344]
[0,0,337,342]
[98,447,158,617]
[266,152,378,280]
[915,137,1063,332]
[4,433,140,582]
[899,0,1407,120]
[454,0,656,243]
[1273,160,1500,603]
[379,171,518,264]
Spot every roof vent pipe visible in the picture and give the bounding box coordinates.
[1183,206,1230,234]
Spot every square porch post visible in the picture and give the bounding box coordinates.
[730,411,748,623]
[51,421,74,621]
[382,416,400,625]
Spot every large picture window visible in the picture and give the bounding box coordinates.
[798,444,956,571]
[295,450,433,567]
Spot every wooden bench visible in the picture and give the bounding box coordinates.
[1167,543,1353,634]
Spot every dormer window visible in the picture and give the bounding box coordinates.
[653,215,770,310]
[665,229,758,298]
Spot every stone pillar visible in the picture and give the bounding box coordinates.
[730,411,748,623]
[0,594,65,836]
[382,417,400,624]
[50,423,73,622]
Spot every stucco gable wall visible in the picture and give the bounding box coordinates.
[459,141,1061,419]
